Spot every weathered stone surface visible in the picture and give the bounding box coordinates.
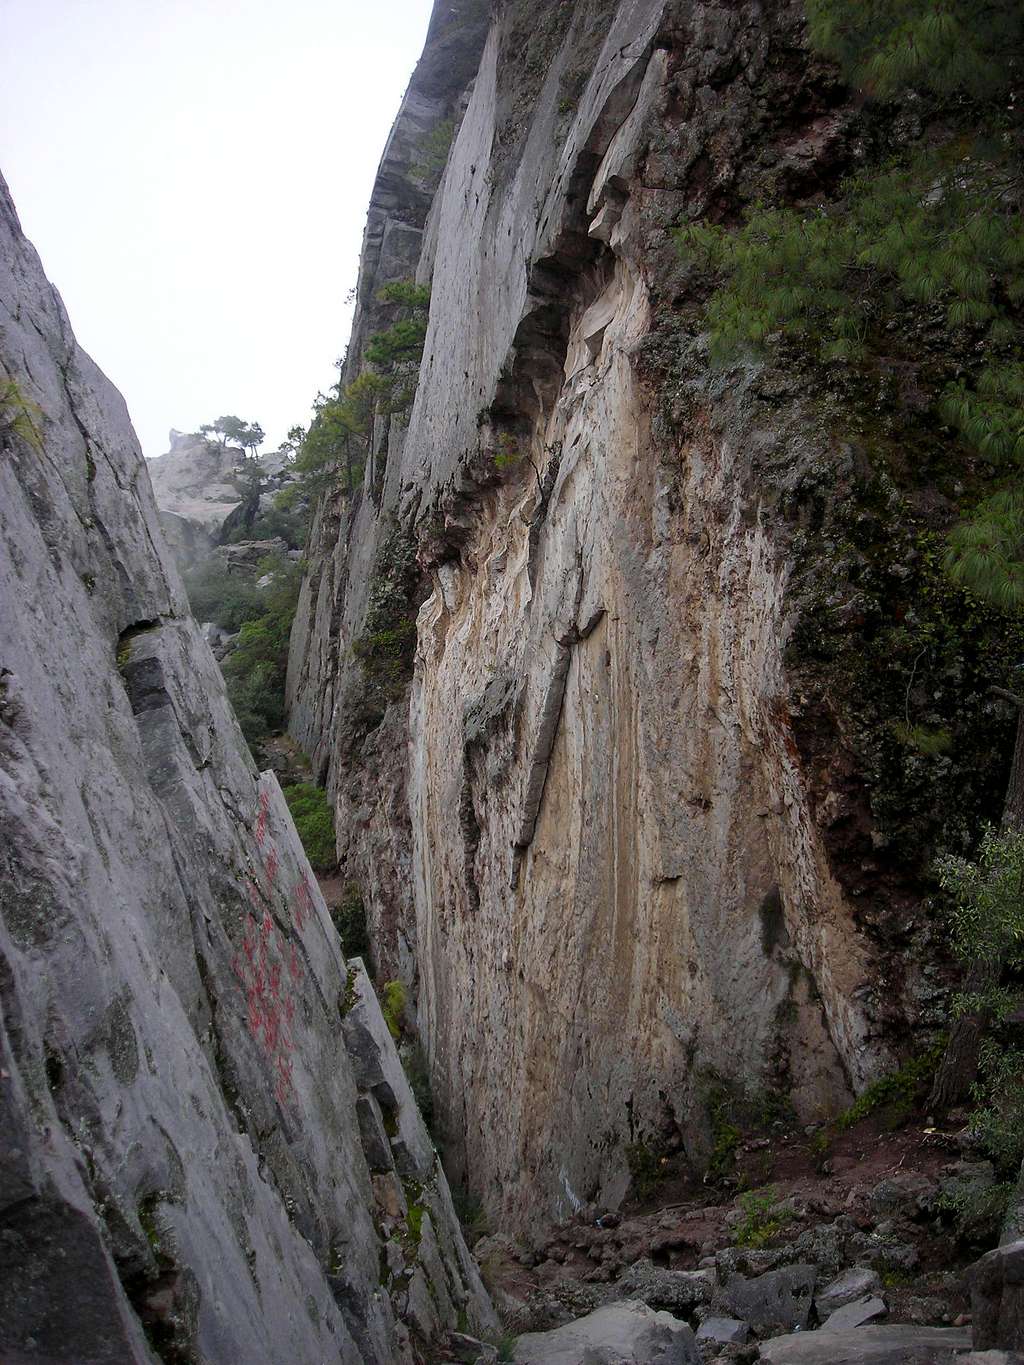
[816,1268,883,1317]
[147,428,250,531]
[696,1317,750,1346]
[823,1296,887,1330]
[288,0,903,1240]
[719,1264,816,1334]
[0,167,491,1360]
[757,1326,972,1364]
[617,1257,715,1312]
[971,1239,1024,1352]
[512,1300,698,1364]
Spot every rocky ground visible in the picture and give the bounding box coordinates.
[432,1104,1023,1363]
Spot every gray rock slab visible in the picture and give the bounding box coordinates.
[720,1264,816,1333]
[513,1300,699,1364]
[817,1267,883,1317]
[696,1317,750,1345]
[758,1326,973,1364]
[617,1257,715,1311]
[970,1238,1024,1351]
[823,1295,887,1330]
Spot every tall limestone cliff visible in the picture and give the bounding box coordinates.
[0,173,493,1361]
[288,0,1016,1237]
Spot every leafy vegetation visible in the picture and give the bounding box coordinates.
[0,377,43,452]
[199,414,265,456]
[219,558,301,746]
[411,117,455,183]
[282,782,336,871]
[381,979,407,1040]
[184,553,302,751]
[804,0,1023,99]
[679,0,1023,602]
[331,882,369,959]
[183,558,265,633]
[833,1041,945,1131]
[286,281,431,505]
[936,827,1024,1175]
[734,1187,794,1248]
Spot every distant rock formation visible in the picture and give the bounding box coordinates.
[148,430,298,571]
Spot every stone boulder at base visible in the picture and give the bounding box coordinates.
[757,1325,972,1364]
[718,1263,816,1334]
[512,1300,698,1364]
[816,1267,884,1317]
[971,1239,1024,1352]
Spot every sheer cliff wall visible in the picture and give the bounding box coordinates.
[0,174,493,1362]
[288,0,998,1236]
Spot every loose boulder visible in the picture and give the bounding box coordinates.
[758,1326,972,1363]
[512,1300,698,1364]
[719,1264,816,1334]
[970,1239,1024,1352]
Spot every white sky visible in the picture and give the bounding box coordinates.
[0,0,434,457]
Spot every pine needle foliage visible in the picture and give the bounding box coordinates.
[936,827,1024,1173]
[805,0,1023,100]
[287,281,431,502]
[677,143,1023,398]
[679,0,1023,605]
[945,487,1024,609]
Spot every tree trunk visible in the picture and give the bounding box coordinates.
[927,702,1024,1114]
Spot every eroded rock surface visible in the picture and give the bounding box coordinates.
[288,0,919,1239]
[0,170,491,1361]
[512,1300,698,1364]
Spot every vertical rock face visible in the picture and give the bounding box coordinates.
[0,174,492,1361]
[288,0,980,1239]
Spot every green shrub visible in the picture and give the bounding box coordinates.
[401,1040,434,1133]
[937,828,1024,1175]
[282,783,336,871]
[735,1187,793,1248]
[834,1042,944,1131]
[184,559,264,633]
[411,118,454,182]
[625,1140,664,1200]
[0,377,43,452]
[381,980,406,1040]
[331,883,369,959]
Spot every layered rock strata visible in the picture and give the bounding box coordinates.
[289,0,1009,1239]
[0,172,491,1361]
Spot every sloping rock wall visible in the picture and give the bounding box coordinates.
[288,0,989,1238]
[0,172,491,1362]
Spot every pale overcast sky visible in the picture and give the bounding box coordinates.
[0,0,433,456]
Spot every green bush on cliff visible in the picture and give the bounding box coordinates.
[282,782,336,871]
[936,827,1024,1174]
[804,0,1022,99]
[220,558,301,747]
[0,377,43,452]
[183,559,264,633]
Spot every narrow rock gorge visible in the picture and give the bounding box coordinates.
[0,174,493,1361]
[4,0,1024,1361]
